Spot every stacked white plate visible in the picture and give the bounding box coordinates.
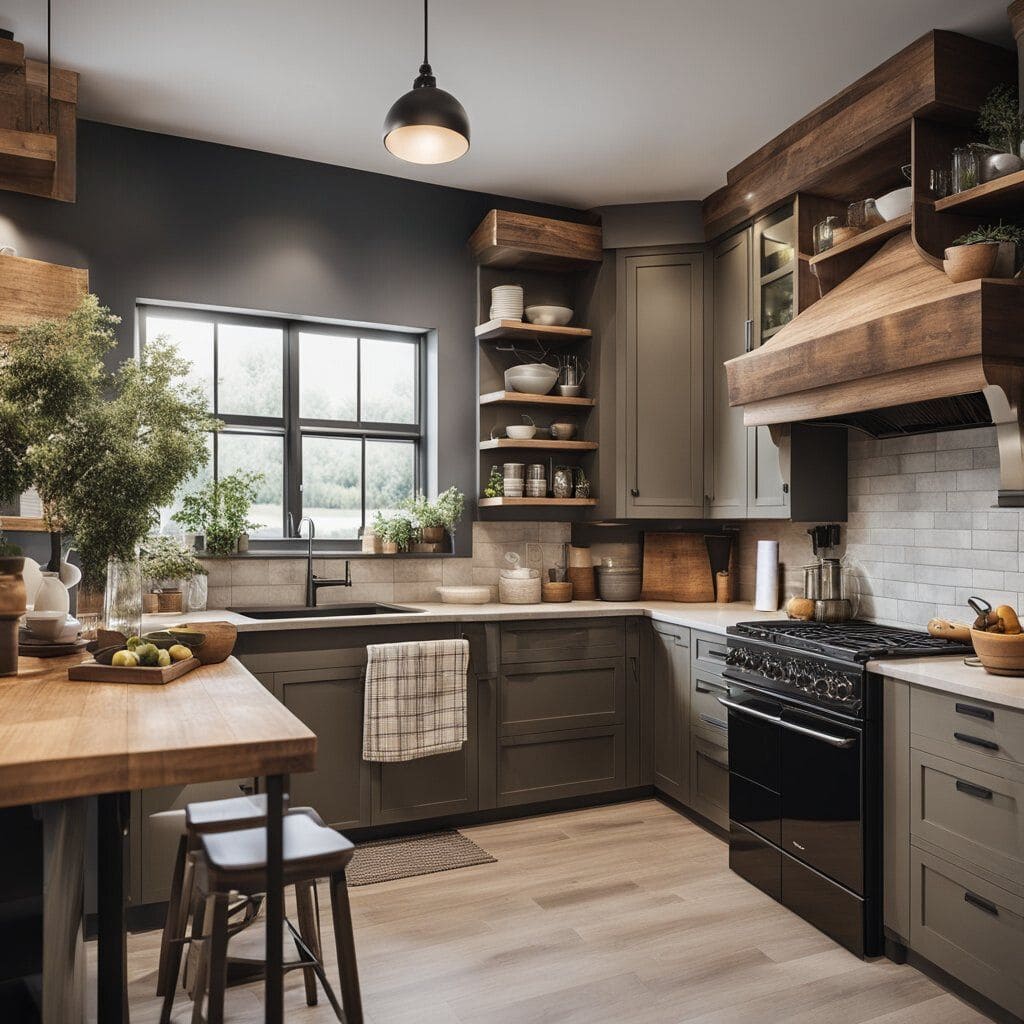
[490,284,524,321]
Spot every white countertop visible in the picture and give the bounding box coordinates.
[146,600,783,636]
[869,655,1024,711]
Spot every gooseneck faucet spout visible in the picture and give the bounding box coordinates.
[296,517,351,607]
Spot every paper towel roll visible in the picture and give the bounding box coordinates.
[754,540,780,612]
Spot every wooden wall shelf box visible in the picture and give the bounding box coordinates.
[470,210,602,271]
[474,319,592,343]
[0,254,89,341]
[0,127,56,179]
[479,391,595,409]
[478,497,598,508]
[479,439,598,452]
[933,169,1024,215]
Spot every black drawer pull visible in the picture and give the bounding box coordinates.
[954,732,999,751]
[956,779,994,800]
[705,648,728,662]
[955,702,994,722]
[698,712,728,731]
[964,891,999,917]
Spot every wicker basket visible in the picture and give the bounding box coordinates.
[157,590,183,614]
[541,581,573,603]
[499,569,542,604]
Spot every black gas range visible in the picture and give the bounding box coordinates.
[721,619,971,958]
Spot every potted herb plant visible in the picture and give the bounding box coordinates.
[943,222,1024,283]
[173,471,264,556]
[373,511,415,554]
[435,486,465,543]
[0,295,217,632]
[140,535,207,614]
[975,84,1024,181]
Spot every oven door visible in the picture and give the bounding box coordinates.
[722,688,781,846]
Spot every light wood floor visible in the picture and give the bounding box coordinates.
[95,799,993,1023]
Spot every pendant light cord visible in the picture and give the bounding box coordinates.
[423,0,429,66]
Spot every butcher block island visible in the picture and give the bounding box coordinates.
[0,653,315,1024]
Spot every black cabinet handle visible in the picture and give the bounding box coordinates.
[630,488,639,497]
[954,732,999,751]
[964,891,999,917]
[698,712,728,732]
[955,702,994,722]
[956,779,994,800]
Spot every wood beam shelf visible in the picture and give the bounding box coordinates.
[0,128,57,180]
[469,210,602,271]
[479,439,598,452]
[478,497,598,508]
[475,319,592,343]
[479,390,595,408]
[933,169,1024,215]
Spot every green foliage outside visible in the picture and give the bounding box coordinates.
[0,296,218,585]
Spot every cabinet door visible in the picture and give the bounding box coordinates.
[690,735,729,830]
[652,623,690,803]
[708,230,751,518]
[277,665,372,831]
[623,249,704,517]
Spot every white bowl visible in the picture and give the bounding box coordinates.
[524,305,573,327]
[874,186,912,222]
[437,586,492,605]
[24,610,67,640]
[504,363,559,395]
[506,424,538,439]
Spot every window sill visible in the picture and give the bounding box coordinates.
[196,549,460,560]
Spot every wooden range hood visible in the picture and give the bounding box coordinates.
[716,24,1024,505]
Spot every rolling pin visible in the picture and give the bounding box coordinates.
[926,618,972,643]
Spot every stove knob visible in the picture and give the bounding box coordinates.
[725,648,743,667]
[747,652,763,671]
[813,675,831,695]
[834,679,852,701]
[764,658,783,680]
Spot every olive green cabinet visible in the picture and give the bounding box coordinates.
[651,621,690,803]
[620,247,705,518]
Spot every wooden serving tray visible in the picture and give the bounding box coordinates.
[67,656,201,685]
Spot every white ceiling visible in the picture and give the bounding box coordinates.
[2,0,1015,209]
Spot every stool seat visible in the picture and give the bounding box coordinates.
[186,793,281,833]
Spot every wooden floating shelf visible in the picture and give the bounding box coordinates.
[470,210,602,271]
[479,390,595,408]
[475,319,592,343]
[479,439,599,451]
[933,169,1024,215]
[0,128,57,181]
[478,497,598,508]
[808,214,911,267]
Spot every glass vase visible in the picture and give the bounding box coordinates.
[104,554,143,638]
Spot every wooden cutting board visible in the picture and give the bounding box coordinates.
[67,656,200,685]
[640,533,715,602]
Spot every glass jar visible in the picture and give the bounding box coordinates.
[552,466,574,499]
[104,554,143,637]
[813,216,841,254]
[951,146,979,194]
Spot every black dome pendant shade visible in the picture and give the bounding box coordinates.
[383,0,469,164]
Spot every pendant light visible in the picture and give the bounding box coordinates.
[383,0,469,164]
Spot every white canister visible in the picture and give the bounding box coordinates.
[754,540,780,612]
[34,572,70,616]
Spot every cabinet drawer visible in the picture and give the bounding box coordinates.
[501,619,625,664]
[911,687,1024,770]
[689,735,729,829]
[693,631,729,676]
[497,726,626,807]
[500,658,625,736]
[910,847,1024,1020]
[691,671,729,746]
[910,749,1023,884]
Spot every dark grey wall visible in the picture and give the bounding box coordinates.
[0,121,586,553]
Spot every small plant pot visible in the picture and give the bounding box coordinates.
[361,529,382,554]
[142,592,160,614]
[943,241,999,283]
[237,533,250,553]
[381,541,399,555]
[421,526,446,545]
[157,590,184,614]
[0,556,25,617]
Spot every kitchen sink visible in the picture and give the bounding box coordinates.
[228,603,425,619]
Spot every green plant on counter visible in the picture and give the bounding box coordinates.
[402,493,445,530]
[374,511,416,552]
[398,486,465,537]
[140,535,206,588]
[977,84,1024,156]
[172,471,264,556]
[951,222,1024,246]
[484,466,504,498]
[0,295,218,586]
[434,486,465,532]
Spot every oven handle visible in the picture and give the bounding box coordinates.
[716,695,856,748]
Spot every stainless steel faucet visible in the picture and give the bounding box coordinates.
[296,517,351,606]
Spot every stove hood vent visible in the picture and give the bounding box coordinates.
[725,233,1024,505]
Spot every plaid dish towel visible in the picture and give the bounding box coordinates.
[362,639,469,762]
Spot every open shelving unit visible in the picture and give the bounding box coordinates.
[471,210,602,515]
[933,168,1024,215]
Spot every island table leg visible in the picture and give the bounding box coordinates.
[97,791,129,1023]
[265,774,285,1024]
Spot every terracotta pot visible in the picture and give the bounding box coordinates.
[0,556,26,617]
[381,541,399,555]
[943,241,998,282]
[421,526,446,544]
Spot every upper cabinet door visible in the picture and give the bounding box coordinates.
[623,250,705,517]
[708,229,752,519]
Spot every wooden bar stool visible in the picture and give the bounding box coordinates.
[154,793,291,1004]
[187,813,363,1024]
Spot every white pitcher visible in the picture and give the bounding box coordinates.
[33,572,70,616]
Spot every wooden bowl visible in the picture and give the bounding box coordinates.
[178,621,237,664]
[970,628,1024,676]
[830,226,861,246]
[541,581,573,603]
[943,242,997,283]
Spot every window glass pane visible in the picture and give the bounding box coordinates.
[218,433,284,538]
[217,323,283,417]
[156,433,214,535]
[146,316,214,410]
[302,436,362,539]
[366,440,415,518]
[360,338,416,424]
[299,332,357,421]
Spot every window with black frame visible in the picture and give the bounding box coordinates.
[141,305,424,543]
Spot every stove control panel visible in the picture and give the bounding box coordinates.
[725,644,862,712]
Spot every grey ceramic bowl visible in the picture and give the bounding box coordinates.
[596,567,643,602]
[504,363,559,395]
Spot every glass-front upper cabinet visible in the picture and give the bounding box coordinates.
[754,205,796,343]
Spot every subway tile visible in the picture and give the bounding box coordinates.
[231,560,269,587]
[850,455,899,478]
[987,510,1021,530]
[849,493,900,513]
[323,582,394,604]
[206,586,231,610]
[935,426,996,450]
[265,584,305,607]
[879,434,937,455]
[947,491,998,511]
[441,559,474,586]
[972,569,1004,589]
[896,600,937,628]
[956,467,1001,492]
[973,446,1000,469]
[394,559,443,582]
[897,452,936,474]
[915,564,973,587]
[914,471,959,493]
[229,585,273,606]
[896,492,947,512]
[913,529,972,549]
[267,559,306,585]
[932,513,972,531]
[870,528,916,546]
[972,530,1017,552]
[348,558,396,584]
[394,582,441,603]
[920,584,956,605]
[868,475,916,494]
[881,579,918,601]
[200,559,232,588]
[956,587,1019,610]
[934,449,973,471]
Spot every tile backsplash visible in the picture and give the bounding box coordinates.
[739,427,1019,630]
